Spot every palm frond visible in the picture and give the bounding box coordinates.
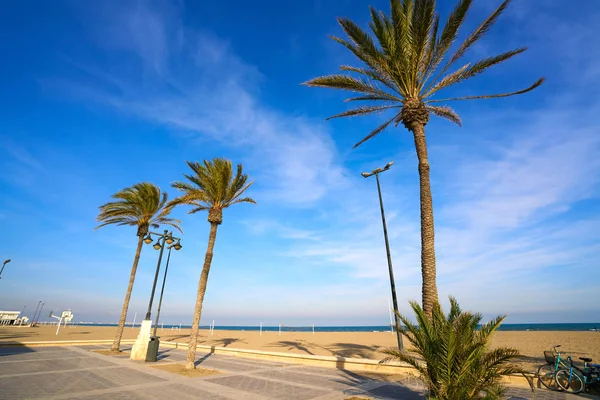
[426,105,461,126]
[339,65,398,92]
[304,75,398,101]
[327,105,399,120]
[425,0,472,82]
[444,0,511,70]
[428,77,545,103]
[353,117,396,148]
[424,48,527,97]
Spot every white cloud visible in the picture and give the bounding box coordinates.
[56,0,347,206]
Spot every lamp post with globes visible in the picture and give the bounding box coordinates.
[141,230,182,362]
[361,162,403,350]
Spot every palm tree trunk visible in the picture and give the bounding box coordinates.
[185,222,219,370]
[411,122,439,318]
[111,235,144,351]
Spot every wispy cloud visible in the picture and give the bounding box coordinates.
[51,0,347,206]
[0,139,45,187]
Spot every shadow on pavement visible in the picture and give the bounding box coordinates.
[0,344,36,357]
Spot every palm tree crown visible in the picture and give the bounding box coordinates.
[168,159,256,224]
[96,182,181,236]
[304,0,544,146]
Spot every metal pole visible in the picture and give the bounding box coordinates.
[145,230,168,320]
[375,173,404,350]
[36,303,45,325]
[132,312,137,329]
[153,246,172,338]
[31,301,41,326]
[0,260,10,279]
[388,298,394,334]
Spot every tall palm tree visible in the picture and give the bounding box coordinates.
[96,182,181,352]
[168,159,255,370]
[304,0,544,317]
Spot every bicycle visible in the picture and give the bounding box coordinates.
[555,355,600,394]
[537,344,567,391]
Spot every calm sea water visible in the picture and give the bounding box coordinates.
[75,323,600,332]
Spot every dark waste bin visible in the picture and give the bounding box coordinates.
[146,336,160,362]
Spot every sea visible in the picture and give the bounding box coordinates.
[73,323,600,332]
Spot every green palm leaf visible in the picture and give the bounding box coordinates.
[382,298,528,399]
[96,182,181,235]
[305,0,543,139]
[168,158,256,222]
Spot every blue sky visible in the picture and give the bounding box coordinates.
[1,0,599,325]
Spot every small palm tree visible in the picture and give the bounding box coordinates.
[382,298,527,399]
[168,159,255,370]
[96,182,181,352]
[304,0,544,317]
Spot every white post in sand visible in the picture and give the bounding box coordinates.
[55,317,63,335]
[179,323,182,331]
[161,321,164,330]
[312,324,315,336]
[279,323,281,336]
[260,322,262,336]
[211,320,215,336]
[132,312,137,329]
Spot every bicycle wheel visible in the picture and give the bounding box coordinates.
[538,364,561,391]
[555,370,584,393]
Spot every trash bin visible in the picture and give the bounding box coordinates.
[146,336,160,362]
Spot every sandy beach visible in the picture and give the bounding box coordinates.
[1,325,598,371]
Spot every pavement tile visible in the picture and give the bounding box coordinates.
[208,374,329,400]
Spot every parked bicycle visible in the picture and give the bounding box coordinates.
[555,355,600,394]
[537,345,566,391]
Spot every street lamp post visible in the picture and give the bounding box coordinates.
[0,259,11,279]
[36,303,45,325]
[144,230,170,321]
[130,230,182,362]
[153,241,182,339]
[31,301,41,327]
[361,162,404,350]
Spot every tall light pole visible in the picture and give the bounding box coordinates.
[36,303,45,325]
[153,241,182,339]
[0,259,11,279]
[31,301,42,327]
[361,161,403,350]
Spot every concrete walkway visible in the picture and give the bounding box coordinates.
[0,345,594,399]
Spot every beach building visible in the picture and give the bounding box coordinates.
[0,311,21,325]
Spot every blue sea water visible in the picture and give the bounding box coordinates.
[75,323,600,332]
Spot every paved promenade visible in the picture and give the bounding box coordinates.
[0,345,594,399]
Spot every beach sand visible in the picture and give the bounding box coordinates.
[1,325,598,371]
